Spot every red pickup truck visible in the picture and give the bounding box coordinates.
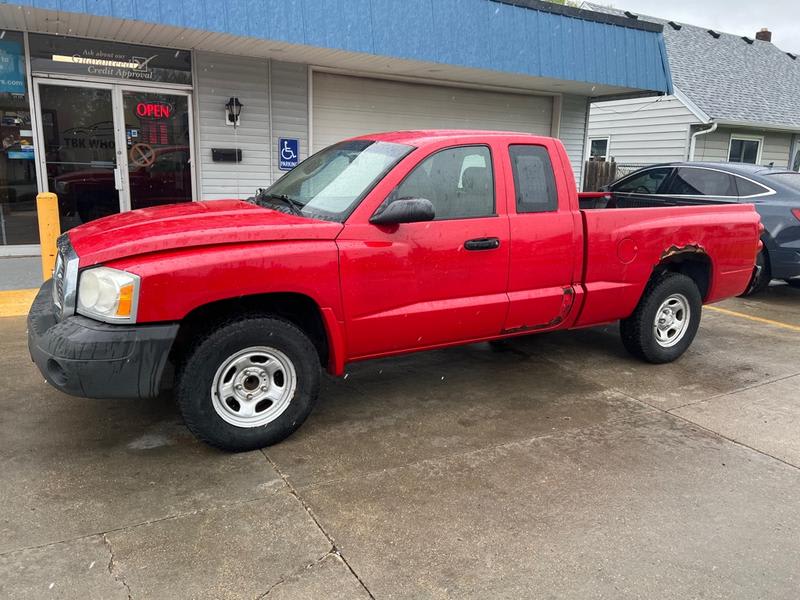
[28,131,761,451]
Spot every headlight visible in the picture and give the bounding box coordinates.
[77,267,140,323]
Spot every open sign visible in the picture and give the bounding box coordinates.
[136,102,171,119]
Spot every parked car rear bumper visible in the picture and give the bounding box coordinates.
[769,248,800,280]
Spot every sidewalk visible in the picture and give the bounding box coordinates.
[0,256,41,317]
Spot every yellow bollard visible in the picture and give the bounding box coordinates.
[36,192,61,281]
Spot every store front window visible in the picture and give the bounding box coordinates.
[122,90,192,210]
[0,31,37,246]
[39,83,119,229]
[37,84,193,229]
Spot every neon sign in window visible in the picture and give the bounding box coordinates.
[136,102,171,119]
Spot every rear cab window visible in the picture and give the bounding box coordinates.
[508,145,557,213]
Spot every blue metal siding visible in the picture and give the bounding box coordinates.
[6,0,672,92]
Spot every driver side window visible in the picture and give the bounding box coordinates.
[614,167,673,194]
[389,145,495,220]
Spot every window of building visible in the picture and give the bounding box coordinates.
[588,138,609,161]
[0,30,37,246]
[612,167,672,194]
[728,136,762,164]
[509,145,557,213]
[390,146,494,220]
[669,167,736,196]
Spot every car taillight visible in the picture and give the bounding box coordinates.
[793,208,800,222]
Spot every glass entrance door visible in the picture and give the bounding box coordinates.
[121,90,192,210]
[37,83,121,230]
[35,80,194,230]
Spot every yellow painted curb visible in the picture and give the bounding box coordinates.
[0,289,38,318]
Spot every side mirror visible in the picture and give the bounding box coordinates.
[369,197,435,225]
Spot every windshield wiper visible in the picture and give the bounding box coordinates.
[260,192,304,216]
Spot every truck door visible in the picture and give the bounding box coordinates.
[337,144,510,359]
[503,143,579,331]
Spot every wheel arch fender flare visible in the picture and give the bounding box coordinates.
[170,292,347,377]
[652,246,713,301]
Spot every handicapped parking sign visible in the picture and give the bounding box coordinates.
[278,138,299,171]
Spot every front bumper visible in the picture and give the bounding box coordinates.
[27,281,179,399]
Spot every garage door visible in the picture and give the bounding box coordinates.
[312,73,553,152]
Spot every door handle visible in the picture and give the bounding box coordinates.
[464,237,500,251]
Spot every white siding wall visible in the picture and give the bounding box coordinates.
[270,61,309,183]
[693,127,793,167]
[311,72,553,152]
[195,52,271,200]
[587,95,698,164]
[194,55,310,197]
[193,57,595,198]
[558,94,589,185]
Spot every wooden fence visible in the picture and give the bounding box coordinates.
[582,160,617,192]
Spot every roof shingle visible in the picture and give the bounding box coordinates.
[583,3,800,129]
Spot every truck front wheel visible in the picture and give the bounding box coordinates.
[176,317,320,451]
[620,272,702,364]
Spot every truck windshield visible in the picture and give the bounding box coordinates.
[264,140,414,222]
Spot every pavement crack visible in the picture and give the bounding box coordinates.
[102,534,133,600]
[666,370,800,412]
[0,494,281,559]
[261,450,376,600]
[255,549,335,599]
[614,389,800,472]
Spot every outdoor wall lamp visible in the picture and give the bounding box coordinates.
[225,97,243,127]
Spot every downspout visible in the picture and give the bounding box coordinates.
[688,122,718,161]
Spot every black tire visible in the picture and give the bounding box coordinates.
[784,279,800,289]
[739,249,771,297]
[176,316,320,452]
[620,272,702,364]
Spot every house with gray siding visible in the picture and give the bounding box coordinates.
[584,4,800,172]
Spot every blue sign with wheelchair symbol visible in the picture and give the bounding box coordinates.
[278,138,299,171]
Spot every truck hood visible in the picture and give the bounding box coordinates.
[69,200,344,266]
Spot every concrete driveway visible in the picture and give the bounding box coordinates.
[1,285,799,599]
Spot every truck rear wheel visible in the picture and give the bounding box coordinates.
[176,316,320,451]
[620,272,702,364]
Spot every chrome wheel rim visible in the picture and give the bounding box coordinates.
[653,293,691,348]
[211,346,296,428]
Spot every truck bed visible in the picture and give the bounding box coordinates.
[574,200,760,327]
